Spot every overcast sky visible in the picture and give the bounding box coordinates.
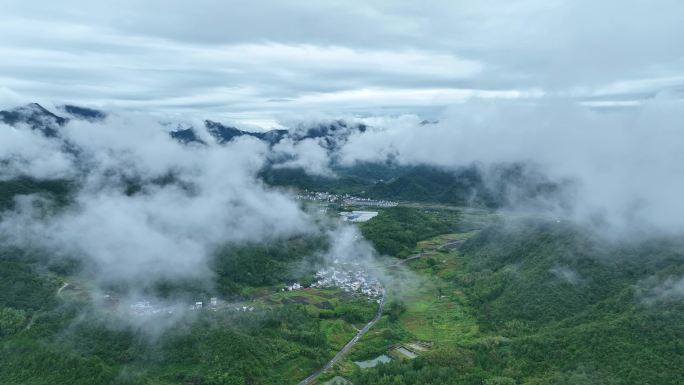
[1,0,683,124]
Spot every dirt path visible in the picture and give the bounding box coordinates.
[299,238,455,384]
[56,282,69,296]
[24,316,35,331]
[297,290,386,385]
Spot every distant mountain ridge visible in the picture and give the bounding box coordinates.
[1,103,565,209]
[0,103,366,151]
[60,105,107,121]
[0,103,68,137]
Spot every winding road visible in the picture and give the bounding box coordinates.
[389,252,425,267]
[297,241,456,383]
[297,290,387,385]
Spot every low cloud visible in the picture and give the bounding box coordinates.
[336,98,684,236]
[0,115,313,296]
[0,123,75,180]
[271,138,334,177]
[3,1,683,119]
[550,265,582,285]
[640,275,684,304]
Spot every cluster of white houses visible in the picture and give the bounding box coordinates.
[296,190,397,208]
[284,282,302,291]
[310,267,384,301]
[295,191,339,203]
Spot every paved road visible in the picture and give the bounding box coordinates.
[363,252,426,274]
[297,247,442,384]
[297,290,387,385]
[389,252,425,267]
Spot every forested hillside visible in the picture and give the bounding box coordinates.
[0,237,368,385]
[1,196,683,384]
[352,221,684,385]
[359,207,460,257]
[261,163,561,209]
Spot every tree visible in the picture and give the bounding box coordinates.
[0,307,27,336]
[387,301,407,322]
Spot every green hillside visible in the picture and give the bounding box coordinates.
[351,220,684,385]
[0,181,682,384]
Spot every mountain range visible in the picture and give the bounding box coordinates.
[0,103,366,151]
[1,103,564,210]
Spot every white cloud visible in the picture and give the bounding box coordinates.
[0,123,75,180]
[272,138,334,177]
[2,1,683,119]
[338,98,684,235]
[641,275,684,304]
[0,117,312,290]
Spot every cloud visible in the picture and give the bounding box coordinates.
[0,116,313,293]
[1,1,683,120]
[0,87,27,109]
[325,225,377,264]
[0,123,75,180]
[640,275,684,304]
[337,98,684,235]
[320,223,420,300]
[272,138,334,177]
[550,266,582,285]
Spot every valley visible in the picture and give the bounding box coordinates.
[1,158,683,385]
[2,2,683,383]
[0,100,682,385]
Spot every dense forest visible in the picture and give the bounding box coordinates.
[351,221,684,385]
[359,207,460,257]
[1,174,683,384]
[0,237,364,385]
[261,163,562,209]
[2,1,681,381]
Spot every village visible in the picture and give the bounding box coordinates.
[125,296,255,316]
[295,190,397,208]
[308,265,384,301]
[126,262,384,317]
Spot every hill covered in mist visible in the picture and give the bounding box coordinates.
[1,101,683,385]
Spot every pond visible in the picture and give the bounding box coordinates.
[354,354,392,368]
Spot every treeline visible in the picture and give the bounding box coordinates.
[0,177,74,211]
[261,162,562,208]
[0,303,333,385]
[212,236,327,297]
